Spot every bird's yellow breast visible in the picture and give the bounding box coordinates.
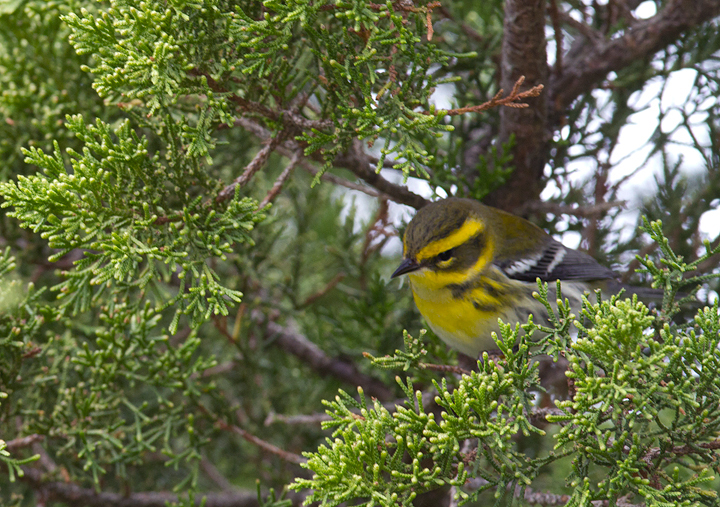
[408,272,512,356]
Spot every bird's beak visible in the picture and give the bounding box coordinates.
[391,258,420,278]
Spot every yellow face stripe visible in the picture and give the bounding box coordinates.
[415,218,485,262]
[409,218,495,292]
[410,241,494,290]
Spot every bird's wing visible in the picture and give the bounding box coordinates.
[496,239,617,282]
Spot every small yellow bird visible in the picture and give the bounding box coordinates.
[391,197,617,357]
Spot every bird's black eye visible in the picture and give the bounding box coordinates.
[437,249,454,262]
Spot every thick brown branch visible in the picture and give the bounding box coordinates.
[333,140,430,210]
[264,317,394,401]
[484,0,548,212]
[19,466,306,507]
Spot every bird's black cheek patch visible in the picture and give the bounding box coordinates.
[452,232,487,271]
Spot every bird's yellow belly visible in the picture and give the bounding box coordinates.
[409,278,503,357]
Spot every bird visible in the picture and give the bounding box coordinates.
[391,197,619,357]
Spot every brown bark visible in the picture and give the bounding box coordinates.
[480,0,720,213]
[484,0,548,213]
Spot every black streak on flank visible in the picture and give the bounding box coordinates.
[472,300,498,313]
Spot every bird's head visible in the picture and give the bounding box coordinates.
[391,198,496,289]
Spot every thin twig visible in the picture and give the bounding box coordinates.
[555,9,605,44]
[213,316,239,345]
[258,150,302,209]
[216,420,306,465]
[437,5,485,43]
[299,272,346,308]
[549,0,720,117]
[518,200,626,218]
[216,132,287,203]
[425,1,441,40]
[196,70,332,132]
[419,362,473,376]
[265,391,439,427]
[264,412,332,426]
[442,76,544,116]
[263,316,394,401]
[361,198,396,267]
[200,456,239,492]
[548,0,563,76]
[5,434,44,451]
[200,361,239,378]
[233,117,386,199]
[298,157,384,198]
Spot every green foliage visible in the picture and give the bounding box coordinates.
[0,248,42,481]
[294,224,720,506]
[0,438,39,483]
[61,0,473,182]
[1,0,719,505]
[55,303,217,486]
[0,115,263,332]
[429,136,515,202]
[0,0,112,180]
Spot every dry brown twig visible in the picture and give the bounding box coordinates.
[425,1,441,40]
[443,76,544,116]
[361,198,397,267]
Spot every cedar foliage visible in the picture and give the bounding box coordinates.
[0,1,719,506]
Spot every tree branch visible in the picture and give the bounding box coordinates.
[258,149,302,209]
[333,140,429,210]
[19,466,307,507]
[549,0,720,119]
[217,132,287,203]
[517,200,626,218]
[263,316,395,401]
[233,117,396,202]
[216,421,306,465]
[5,434,44,452]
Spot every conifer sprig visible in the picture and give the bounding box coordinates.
[0,115,263,332]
